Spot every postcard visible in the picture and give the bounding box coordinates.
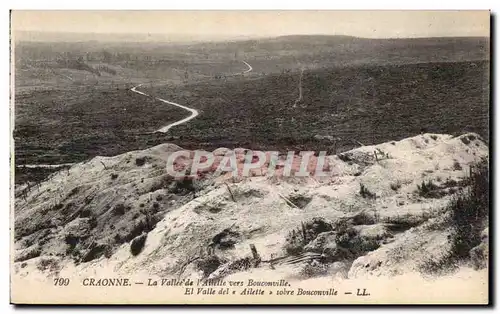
[10,10,490,304]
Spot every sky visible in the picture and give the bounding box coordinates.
[11,10,490,39]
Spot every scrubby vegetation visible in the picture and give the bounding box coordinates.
[453,160,463,171]
[374,148,391,161]
[449,158,489,260]
[420,158,489,275]
[416,180,443,198]
[299,261,329,279]
[194,255,226,278]
[390,182,402,191]
[284,218,333,255]
[112,203,126,215]
[283,215,381,263]
[359,183,377,199]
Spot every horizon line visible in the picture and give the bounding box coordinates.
[12,30,490,41]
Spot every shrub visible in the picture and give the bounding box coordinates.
[64,234,79,249]
[390,182,401,191]
[113,233,123,244]
[283,218,333,255]
[81,244,109,262]
[335,225,358,247]
[349,211,376,225]
[130,233,148,256]
[375,148,391,160]
[284,229,306,255]
[416,180,443,198]
[110,173,118,180]
[195,255,225,278]
[135,157,147,167]
[36,257,60,272]
[418,252,458,276]
[299,261,328,279]
[104,246,113,258]
[337,153,351,162]
[359,183,376,199]
[113,203,126,215]
[448,159,488,260]
[88,216,98,229]
[443,178,458,188]
[341,234,380,255]
[419,158,489,274]
[453,160,463,171]
[169,177,197,195]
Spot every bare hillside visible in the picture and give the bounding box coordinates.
[13,132,489,285]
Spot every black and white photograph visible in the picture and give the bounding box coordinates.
[9,10,490,304]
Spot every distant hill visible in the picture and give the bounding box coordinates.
[11,31,258,44]
[186,34,490,60]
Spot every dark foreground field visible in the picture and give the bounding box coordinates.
[146,59,490,152]
[14,86,187,165]
[15,59,489,175]
[14,34,489,184]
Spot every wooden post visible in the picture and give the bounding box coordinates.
[301,222,307,244]
[224,182,236,202]
[207,244,214,256]
[250,244,259,259]
[249,244,261,267]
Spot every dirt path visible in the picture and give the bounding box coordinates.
[242,61,253,73]
[131,60,253,133]
[130,84,200,133]
[16,61,254,169]
[16,163,74,169]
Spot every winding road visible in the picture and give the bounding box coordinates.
[131,60,253,133]
[130,84,200,133]
[18,60,253,169]
[241,61,253,74]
